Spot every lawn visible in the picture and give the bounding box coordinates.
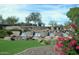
[0,40,43,55]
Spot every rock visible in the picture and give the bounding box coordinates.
[4,36,11,40]
[12,31,20,36]
[44,36,51,41]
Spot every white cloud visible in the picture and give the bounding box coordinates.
[0,4,79,25]
[0,5,30,22]
[41,9,70,25]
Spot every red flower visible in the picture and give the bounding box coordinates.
[69,40,77,47]
[76,46,79,49]
[70,24,77,29]
[56,43,64,48]
[64,37,70,40]
[58,37,65,41]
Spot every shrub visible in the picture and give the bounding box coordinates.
[0,30,13,38]
[53,24,79,55]
[0,30,7,38]
[6,30,13,36]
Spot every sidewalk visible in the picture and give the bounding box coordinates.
[16,46,56,55]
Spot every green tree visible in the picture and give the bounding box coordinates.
[37,19,42,26]
[25,12,41,25]
[49,20,57,26]
[67,7,79,25]
[28,12,41,24]
[5,16,18,24]
[17,22,25,25]
[0,15,5,24]
[64,21,72,26]
[25,16,32,24]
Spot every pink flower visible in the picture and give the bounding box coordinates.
[57,37,65,41]
[64,37,70,40]
[69,40,77,47]
[76,46,79,49]
[54,36,59,40]
[56,43,64,48]
[70,24,77,29]
[54,45,63,54]
[68,35,74,39]
[63,47,70,52]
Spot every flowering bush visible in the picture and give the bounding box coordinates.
[70,24,77,29]
[53,24,79,55]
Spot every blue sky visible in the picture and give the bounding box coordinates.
[0,4,79,26]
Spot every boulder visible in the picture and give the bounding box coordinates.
[44,36,51,41]
[4,36,11,40]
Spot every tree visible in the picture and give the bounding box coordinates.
[0,15,4,24]
[66,7,79,25]
[37,19,42,26]
[64,21,72,26]
[17,22,26,25]
[49,20,57,26]
[25,12,42,25]
[30,12,41,24]
[5,16,18,24]
[26,12,41,24]
[25,16,32,24]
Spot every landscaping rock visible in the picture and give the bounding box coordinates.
[16,46,56,55]
[4,37,11,40]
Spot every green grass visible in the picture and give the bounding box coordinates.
[0,40,43,55]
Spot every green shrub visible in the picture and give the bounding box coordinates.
[0,30,7,38]
[6,30,13,36]
[0,30,13,38]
